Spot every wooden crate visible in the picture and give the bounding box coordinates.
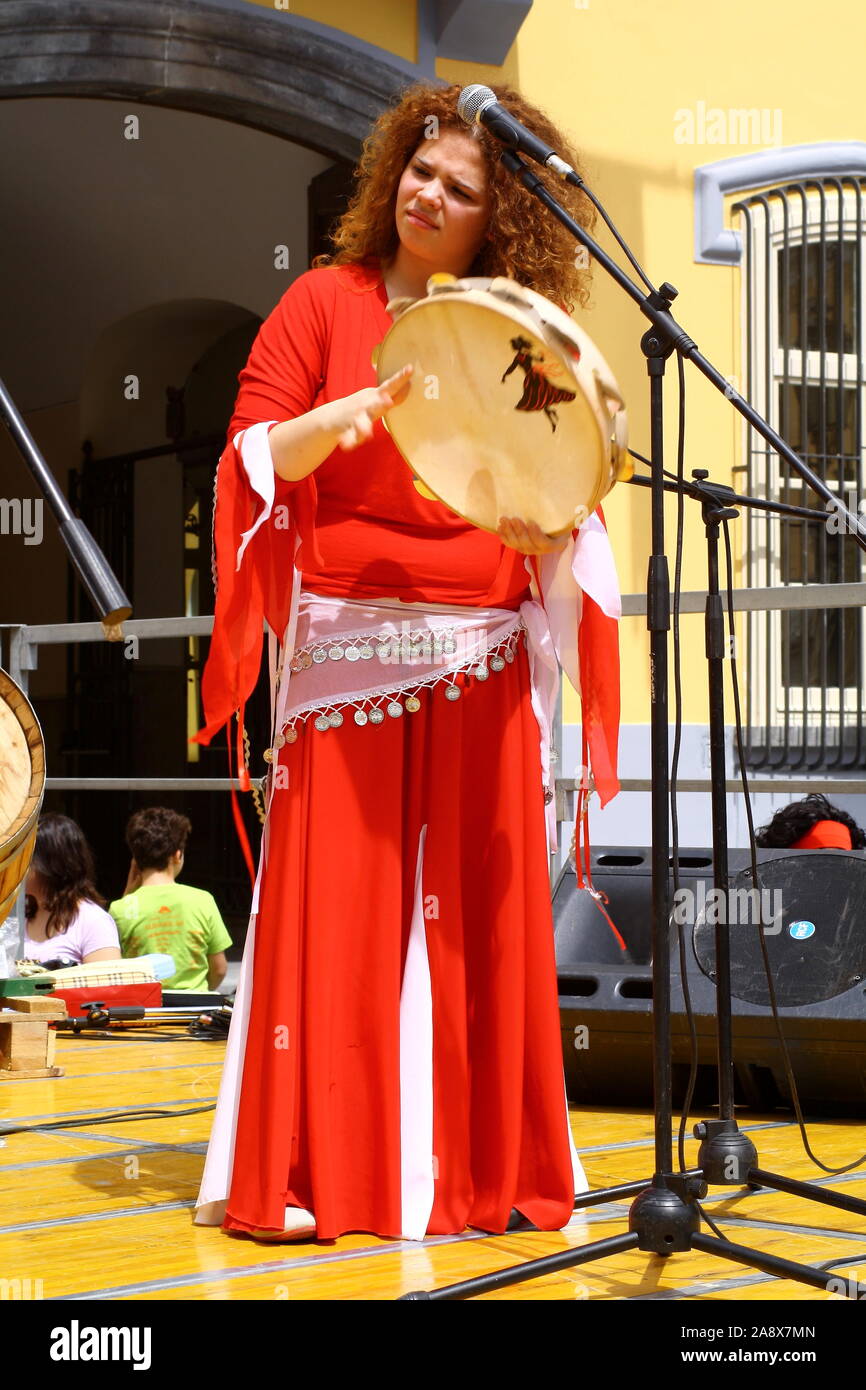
[0,1008,64,1079]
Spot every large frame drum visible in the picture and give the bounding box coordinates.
[0,671,45,929]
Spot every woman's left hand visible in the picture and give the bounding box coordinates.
[497,516,570,555]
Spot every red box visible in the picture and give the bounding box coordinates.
[49,982,162,1019]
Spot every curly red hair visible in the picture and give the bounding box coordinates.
[314,82,595,312]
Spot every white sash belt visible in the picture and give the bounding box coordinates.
[266,589,561,850]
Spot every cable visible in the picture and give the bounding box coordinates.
[579,184,657,296]
[675,353,700,1167]
[694,1221,866,1291]
[694,1200,727,1241]
[665,352,702,1173]
[630,400,702,1170]
[722,519,866,1175]
[631,438,864,1172]
[0,1102,216,1139]
[628,447,681,483]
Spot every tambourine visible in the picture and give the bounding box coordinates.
[0,670,45,929]
[374,273,630,536]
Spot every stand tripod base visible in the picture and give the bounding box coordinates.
[397,1169,866,1300]
[628,1174,706,1253]
[694,1118,758,1184]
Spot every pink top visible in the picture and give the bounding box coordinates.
[23,899,121,965]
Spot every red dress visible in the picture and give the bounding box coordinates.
[194,261,620,1240]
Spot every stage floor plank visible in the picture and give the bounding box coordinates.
[1,1031,864,1301]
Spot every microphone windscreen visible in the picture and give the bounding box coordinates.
[457,84,495,124]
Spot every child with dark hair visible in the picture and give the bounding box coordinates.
[109,807,232,992]
[192,77,623,1243]
[23,813,121,965]
[755,793,866,851]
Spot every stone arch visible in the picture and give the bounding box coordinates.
[0,0,418,161]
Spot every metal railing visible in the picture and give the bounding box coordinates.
[5,583,865,911]
[553,579,866,823]
[3,615,242,794]
[3,579,864,815]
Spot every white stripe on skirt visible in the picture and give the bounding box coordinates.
[399,824,435,1239]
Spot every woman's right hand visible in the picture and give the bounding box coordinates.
[268,365,413,482]
[325,365,413,451]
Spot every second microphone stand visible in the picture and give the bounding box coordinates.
[399,149,866,1300]
[676,468,866,1231]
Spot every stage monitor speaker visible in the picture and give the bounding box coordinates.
[554,847,866,1113]
[692,850,866,1007]
[552,845,715,966]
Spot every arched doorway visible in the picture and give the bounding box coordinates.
[62,299,262,915]
[0,1,415,929]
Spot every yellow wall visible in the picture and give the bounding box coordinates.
[242,0,866,727]
[436,0,865,725]
[243,0,417,63]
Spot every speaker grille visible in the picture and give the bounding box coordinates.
[693,852,866,1006]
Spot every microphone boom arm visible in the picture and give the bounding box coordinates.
[498,149,866,545]
[0,374,132,624]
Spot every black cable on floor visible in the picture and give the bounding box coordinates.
[0,1103,216,1138]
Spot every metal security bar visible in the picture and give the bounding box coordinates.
[734,176,866,771]
[6,594,866,897]
[4,615,238,790]
[6,584,865,809]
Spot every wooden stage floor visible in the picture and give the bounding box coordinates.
[1,1030,865,1302]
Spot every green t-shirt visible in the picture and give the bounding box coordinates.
[109,883,232,992]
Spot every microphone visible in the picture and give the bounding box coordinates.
[457,85,581,184]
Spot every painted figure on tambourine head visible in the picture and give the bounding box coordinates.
[500,335,578,432]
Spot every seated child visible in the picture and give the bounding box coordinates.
[110,807,232,992]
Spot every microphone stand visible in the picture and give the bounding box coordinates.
[399,151,866,1300]
[628,466,866,1197]
[1,375,132,964]
[0,375,132,624]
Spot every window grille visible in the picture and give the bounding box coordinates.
[734,177,866,770]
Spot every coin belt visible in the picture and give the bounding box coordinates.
[263,624,526,759]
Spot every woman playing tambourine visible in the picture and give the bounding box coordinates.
[194,81,621,1242]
